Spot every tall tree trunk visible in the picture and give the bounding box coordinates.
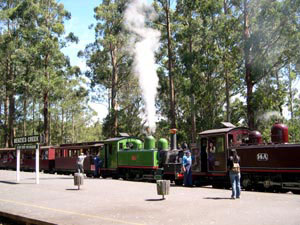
[23,95,27,136]
[224,0,231,122]
[43,54,49,145]
[188,38,196,143]
[165,1,176,129]
[8,94,15,147]
[32,98,35,135]
[110,44,118,137]
[61,107,64,144]
[4,92,9,147]
[225,70,231,122]
[4,61,9,147]
[5,8,15,147]
[275,71,283,115]
[288,64,294,119]
[49,108,51,145]
[72,110,75,142]
[8,55,15,147]
[243,0,255,130]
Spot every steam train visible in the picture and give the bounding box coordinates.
[191,122,300,194]
[0,122,299,194]
[0,142,104,177]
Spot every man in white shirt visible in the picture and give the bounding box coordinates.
[77,153,86,173]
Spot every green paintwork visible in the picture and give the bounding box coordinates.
[118,150,158,167]
[132,139,143,149]
[157,138,168,150]
[144,136,156,150]
[102,137,158,169]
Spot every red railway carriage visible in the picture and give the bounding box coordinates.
[0,146,56,172]
[187,123,300,193]
[21,146,56,172]
[0,148,16,170]
[54,141,104,176]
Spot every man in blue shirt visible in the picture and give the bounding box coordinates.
[93,154,101,177]
[182,147,192,187]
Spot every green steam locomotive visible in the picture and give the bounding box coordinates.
[99,134,178,181]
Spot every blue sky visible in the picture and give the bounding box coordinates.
[59,0,99,71]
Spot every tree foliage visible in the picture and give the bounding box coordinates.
[1,0,300,147]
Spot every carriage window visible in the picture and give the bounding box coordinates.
[55,150,61,158]
[237,134,242,144]
[109,144,113,154]
[216,136,224,153]
[228,134,234,146]
[119,143,123,150]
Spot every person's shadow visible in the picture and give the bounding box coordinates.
[145,198,166,201]
[203,197,232,200]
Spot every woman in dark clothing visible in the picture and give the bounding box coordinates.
[207,142,216,170]
[227,149,241,199]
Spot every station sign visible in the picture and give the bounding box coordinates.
[16,144,37,150]
[14,135,44,145]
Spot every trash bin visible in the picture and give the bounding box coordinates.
[156,180,170,199]
[74,173,84,190]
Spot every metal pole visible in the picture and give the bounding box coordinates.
[16,149,20,183]
[35,143,39,184]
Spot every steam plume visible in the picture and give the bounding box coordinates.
[124,0,160,133]
[257,111,283,122]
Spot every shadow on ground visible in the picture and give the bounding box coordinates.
[203,197,232,200]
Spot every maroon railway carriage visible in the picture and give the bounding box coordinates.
[0,146,56,172]
[54,141,104,176]
[187,123,300,194]
[21,146,56,172]
[0,148,16,170]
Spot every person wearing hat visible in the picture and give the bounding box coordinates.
[182,145,193,187]
[77,152,87,174]
[227,149,241,199]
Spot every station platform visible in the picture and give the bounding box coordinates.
[0,170,299,225]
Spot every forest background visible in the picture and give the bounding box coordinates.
[0,0,300,148]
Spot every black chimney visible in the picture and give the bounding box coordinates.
[170,129,177,150]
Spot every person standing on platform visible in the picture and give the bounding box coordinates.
[77,152,86,174]
[93,153,101,177]
[207,141,216,171]
[227,149,241,199]
[182,145,192,187]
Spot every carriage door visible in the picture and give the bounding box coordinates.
[200,138,208,172]
[104,144,109,168]
[207,136,226,172]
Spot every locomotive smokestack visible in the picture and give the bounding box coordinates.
[170,129,177,150]
[146,127,151,135]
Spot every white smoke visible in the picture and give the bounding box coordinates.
[124,0,160,133]
[257,111,283,122]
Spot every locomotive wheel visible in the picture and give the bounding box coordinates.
[174,180,183,186]
[112,175,119,179]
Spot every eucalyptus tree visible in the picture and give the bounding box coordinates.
[174,0,243,141]
[174,0,201,142]
[234,0,300,129]
[34,0,74,144]
[154,0,177,130]
[0,0,20,147]
[82,0,135,137]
